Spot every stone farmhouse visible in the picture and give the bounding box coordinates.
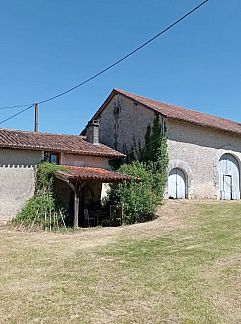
[0,127,128,225]
[82,89,241,201]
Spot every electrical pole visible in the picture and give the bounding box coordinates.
[34,103,39,132]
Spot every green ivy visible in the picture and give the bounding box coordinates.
[109,115,169,224]
[35,162,65,193]
[13,162,67,229]
[126,115,169,200]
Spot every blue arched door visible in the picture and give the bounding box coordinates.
[219,154,240,200]
[168,168,186,199]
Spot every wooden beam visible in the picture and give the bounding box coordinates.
[67,180,75,192]
[54,174,76,192]
[74,183,80,228]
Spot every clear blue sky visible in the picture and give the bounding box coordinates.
[0,0,240,134]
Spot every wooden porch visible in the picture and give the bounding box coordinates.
[54,166,130,227]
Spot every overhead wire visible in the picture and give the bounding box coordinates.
[0,104,33,110]
[0,104,34,126]
[37,0,208,105]
[0,0,209,125]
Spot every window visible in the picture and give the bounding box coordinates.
[44,152,59,164]
[114,104,121,115]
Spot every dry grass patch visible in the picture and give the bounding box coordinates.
[1,201,241,323]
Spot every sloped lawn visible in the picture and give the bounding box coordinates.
[1,201,241,323]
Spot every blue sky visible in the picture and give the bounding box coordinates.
[0,0,240,134]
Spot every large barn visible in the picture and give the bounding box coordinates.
[83,89,241,200]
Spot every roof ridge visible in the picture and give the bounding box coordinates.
[81,88,241,137]
[0,127,124,157]
[0,127,86,139]
[114,88,241,126]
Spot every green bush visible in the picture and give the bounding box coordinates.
[108,116,169,225]
[13,162,67,229]
[109,162,158,225]
[13,192,62,227]
[122,115,168,202]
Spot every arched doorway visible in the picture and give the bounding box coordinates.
[219,153,240,200]
[168,168,187,199]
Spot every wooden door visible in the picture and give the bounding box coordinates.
[168,168,186,199]
[219,154,240,200]
[223,175,232,200]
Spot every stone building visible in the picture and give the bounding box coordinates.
[82,88,241,200]
[0,127,128,224]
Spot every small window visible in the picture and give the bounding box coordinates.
[44,152,59,164]
[114,105,121,115]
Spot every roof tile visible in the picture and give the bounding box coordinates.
[0,128,124,158]
[55,166,131,182]
[85,89,241,136]
[116,89,241,135]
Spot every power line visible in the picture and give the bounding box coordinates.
[0,104,34,126]
[0,104,33,110]
[0,0,208,125]
[37,0,208,105]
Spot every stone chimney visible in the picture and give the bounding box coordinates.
[86,120,100,145]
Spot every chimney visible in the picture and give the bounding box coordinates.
[86,120,100,145]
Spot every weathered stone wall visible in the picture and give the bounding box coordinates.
[167,119,241,199]
[98,93,157,153]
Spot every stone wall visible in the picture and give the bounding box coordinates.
[167,119,241,199]
[98,93,157,153]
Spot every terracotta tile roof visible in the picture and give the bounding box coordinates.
[55,166,131,182]
[0,128,124,158]
[84,88,241,136]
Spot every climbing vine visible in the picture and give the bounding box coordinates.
[13,162,68,229]
[108,115,169,224]
[124,115,169,200]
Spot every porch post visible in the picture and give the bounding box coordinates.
[74,183,80,228]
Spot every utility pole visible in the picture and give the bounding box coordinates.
[34,103,39,132]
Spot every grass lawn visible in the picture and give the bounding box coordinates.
[1,201,241,323]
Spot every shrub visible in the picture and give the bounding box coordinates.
[109,162,158,225]
[122,115,168,202]
[108,116,169,225]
